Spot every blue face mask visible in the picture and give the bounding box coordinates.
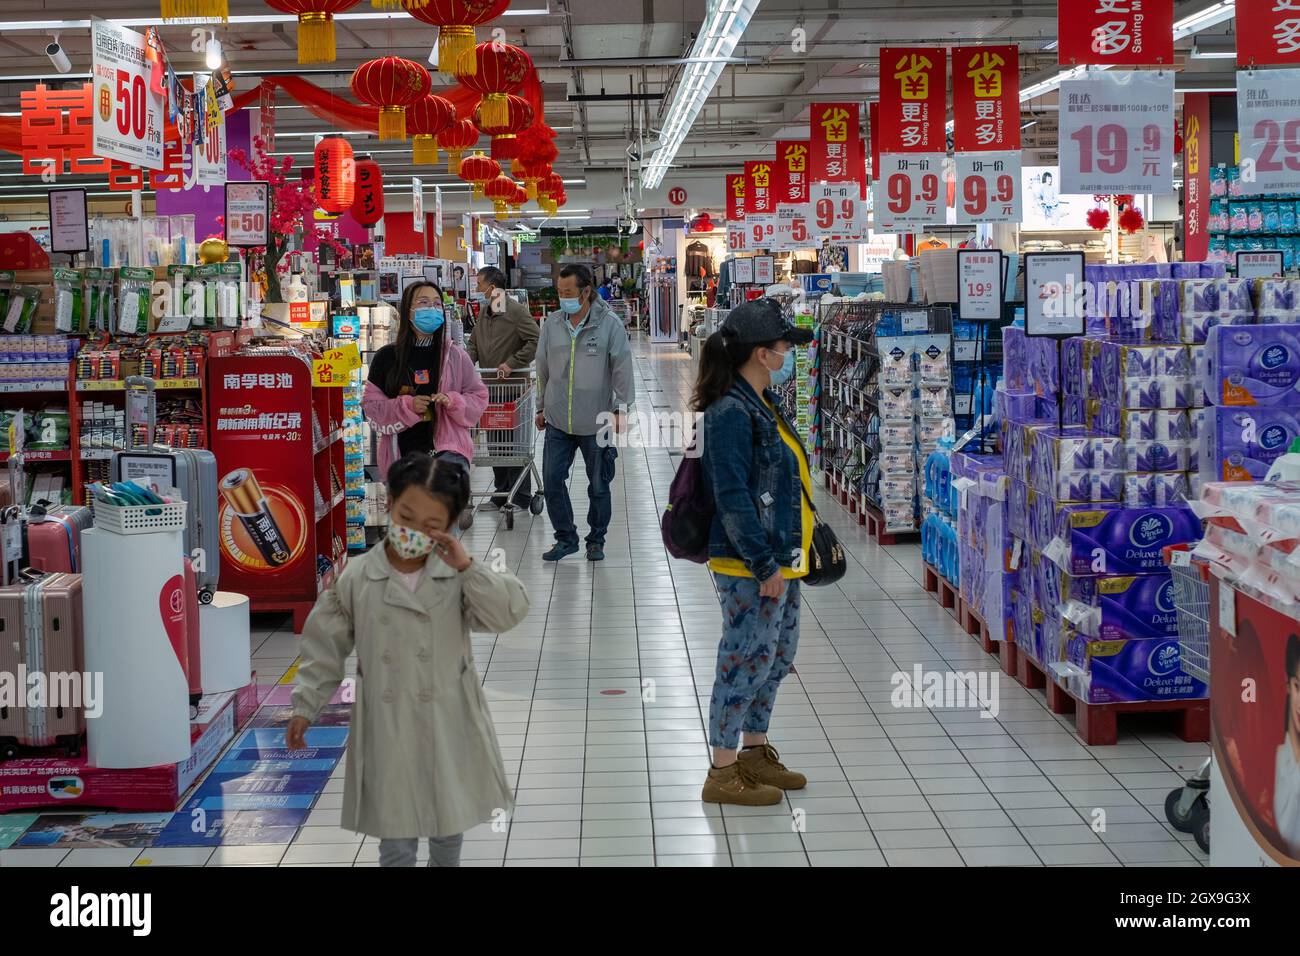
[768,347,796,388]
[559,296,584,315]
[411,307,444,335]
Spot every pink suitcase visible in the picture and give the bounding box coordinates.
[26,506,92,573]
[183,557,202,702]
[0,573,85,759]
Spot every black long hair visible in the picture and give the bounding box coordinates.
[387,280,447,397]
[387,452,470,521]
[691,328,778,412]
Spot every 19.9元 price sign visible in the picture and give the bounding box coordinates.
[1237,69,1300,196]
[871,153,947,231]
[1059,71,1174,195]
[91,20,165,170]
[809,182,867,240]
[225,181,270,247]
[957,249,1003,320]
[954,151,1021,224]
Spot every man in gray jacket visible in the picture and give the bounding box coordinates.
[535,263,634,561]
[468,266,540,510]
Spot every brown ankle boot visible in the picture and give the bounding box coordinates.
[737,744,807,791]
[701,761,783,806]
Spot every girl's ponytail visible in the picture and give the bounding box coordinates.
[692,331,738,412]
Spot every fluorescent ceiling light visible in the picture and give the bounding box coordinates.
[1021,120,1038,131]
[0,7,550,30]
[642,0,761,190]
[1191,45,1236,59]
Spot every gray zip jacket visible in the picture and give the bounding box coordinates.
[536,296,634,436]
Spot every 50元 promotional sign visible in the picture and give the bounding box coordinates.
[808,103,860,183]
[872,153,948,231]
[225,181,270,247]
[1059,70,1174,195]
[1236,0,1300,66]
[1237,69,1300,195]
[878,48,947,154]
[954,151,1022,224]
[1057,0,1174,66]
[91,19,165,170]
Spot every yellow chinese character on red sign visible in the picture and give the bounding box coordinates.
[784,143,808,173]
[820,106,850,143]
[966,51,1005,98]
[894,54,934,100]
[751,163,771,188]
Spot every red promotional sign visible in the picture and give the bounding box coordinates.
[1183,93,1211,262]
[208,355,317,604]
[952,45,1021,151]
[726,173,746,221]
[1236,0,1300,65]
[878,48,947,153]
[1058,0,1174,66]
[775,140,810,204]
[869,101,880,179]
[744,160,775,215]
[808,102,861,182]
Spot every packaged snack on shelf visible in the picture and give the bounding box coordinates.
[1210,164,1228,198]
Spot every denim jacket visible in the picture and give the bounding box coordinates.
[701,376,805,581]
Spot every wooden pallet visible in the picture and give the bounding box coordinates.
[922,561,998,653]
[863,498,918,545]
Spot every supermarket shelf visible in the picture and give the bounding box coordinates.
[313,430,343,455]
[0,381,69,393]
[79,449,115,461]
[316,490,345,523]
[76,377,202,392]
[0,449,72,463]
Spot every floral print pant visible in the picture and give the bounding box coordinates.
[708,574,802,750]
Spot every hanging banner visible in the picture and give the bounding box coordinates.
[1183,93,1211,262]
[776,140,810,204]
[412,177,424,234]
[744,160,776,215]
[808,102,861,183]
[91,19,166,171]
[872,153,948,231]
[725,173,746,221]
[878,48,947,154]
[1237,0,1300,65]
[954,151,1022,224]
[434,185,443,236]
[868,101,880,179]
[1059,70,1175,195]
[746,214,777,249]
[194,81,226,189]
[1238,68,1300,195]
[952,45,1020,152]
[258,83,276,155]
[1057,0,1174,66]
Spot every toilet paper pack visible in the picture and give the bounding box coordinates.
[1203,323,1300,407]
[1200,407,1300,481]
[1042,505,1202,576]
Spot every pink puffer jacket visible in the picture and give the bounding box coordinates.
[362,343,488,478]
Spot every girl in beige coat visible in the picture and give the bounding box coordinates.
[287,454,529,867]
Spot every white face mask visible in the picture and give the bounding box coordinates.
[387,522,435,560]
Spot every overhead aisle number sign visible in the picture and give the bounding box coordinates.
[1237,69,1300,196]
[91,19,165,170]
[1059,70,1174,195]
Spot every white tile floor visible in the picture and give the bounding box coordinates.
[0,336,1209,868]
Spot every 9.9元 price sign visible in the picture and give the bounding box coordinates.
[746,213,777,249]
[872,153,947,232]
[1237,69,1300,196]
[225,181,270,247]
[1059,71,1174,195]
[809,182,867,240]
[91,19,165,170]
[954,151,1021,224]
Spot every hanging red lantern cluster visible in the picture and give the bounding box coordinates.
[407,93,456,164]
[474,93,533,161]
[459,150,500,199]
[512,157,551,199]
[350,156,384,227]
[314,135,356,213]
[263,0,361,63]
[1118,206,1145,234]
[407,0,513,77]
[484,173,515,217]
[349,56,432,140]
[690,213,714,233]
[456,41,530,128]
[536,171,564,216]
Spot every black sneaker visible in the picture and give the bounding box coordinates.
[586,544,605,562]
[543,542,579,562]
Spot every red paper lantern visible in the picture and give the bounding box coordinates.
[350,157,384,227]
[512,158,550,199]
[537,171,564,200]
[408,94,456,164]
[314,135,356,213]
[406,0,513,77]
[475,93,533,161]
[350,56,432,141]
[437,118,479,173]
[484,173,516,216]
[455,41,531,128]
[263,0,361,63]
[460,150,500,200]
[509,181,528,216]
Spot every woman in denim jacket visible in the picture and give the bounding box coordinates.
[694,299,816,807]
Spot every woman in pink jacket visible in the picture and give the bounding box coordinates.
[364,281,488,526]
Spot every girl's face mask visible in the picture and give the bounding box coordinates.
[387,522,435,560]
[412,307,445,335]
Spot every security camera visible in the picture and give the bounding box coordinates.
[46,40,71,75]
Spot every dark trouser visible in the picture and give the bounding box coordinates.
[491,466,532,505]
[543,424,617,546]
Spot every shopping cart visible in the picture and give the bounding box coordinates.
[1161,542,1212,854]
[466,367,545,531]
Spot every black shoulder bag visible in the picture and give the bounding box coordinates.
[798,484,847,586]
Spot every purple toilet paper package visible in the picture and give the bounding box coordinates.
[995,386,1043,426]
[1061,573,1181,641]
[1200,406,1300,481]
[1029,491,1119,553]
[1063,395,1089,427]
[1203,323,1300,407]
[1062,336,1087,396]
[1044,504,1201,576]
[1124,439,1192,473]
[1002,325,1027,391]
[1008,477,1030,543]
[1064,635,1207,704]
[1123,471,1191,508]
[1026,334,1060,398]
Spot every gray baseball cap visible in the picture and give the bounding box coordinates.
[720,297,813,346]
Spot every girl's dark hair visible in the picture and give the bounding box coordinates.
[386,452,470,520]
[691,329,778,412]
[1285,634,1300,735]
[388,280,446,396]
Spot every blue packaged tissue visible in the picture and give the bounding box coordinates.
[1203,323,1300,406]
[1064,634,1207,703]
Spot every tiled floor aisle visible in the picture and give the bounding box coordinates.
[0,336,1210,867]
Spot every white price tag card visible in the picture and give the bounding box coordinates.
[733,257,755,284]
[726,220,748,253]
[809,181,866,240]
[1238,69,1300,196]
[1024,252,1085,337]
[1235,249,1284,279]
[872,153,948,231]
[1060,71,1174,196]
[745,213,777,249]
[954,151,1022,224]
[156,314,189,333]
[48,188,89,254]
[958,249,1003,320]
[754,256,775,285]
[91,20,165,170]
[772,205,811,250]
[225,181,270,247]
[902,310,928,332]
[954,340,978,361]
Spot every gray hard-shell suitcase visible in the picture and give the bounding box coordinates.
[110,376,220,603]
